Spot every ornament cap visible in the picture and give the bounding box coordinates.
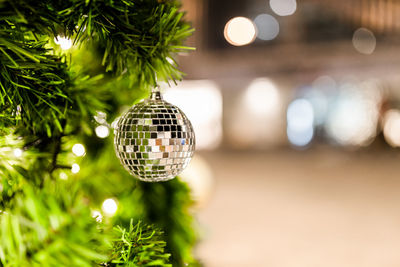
[150,86,162,101]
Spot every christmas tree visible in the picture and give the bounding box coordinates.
[0,0,198,266]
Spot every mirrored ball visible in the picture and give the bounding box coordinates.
[114,98,195,182]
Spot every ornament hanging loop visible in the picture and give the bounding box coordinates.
[150,85,162,101]
[150,74,162,100]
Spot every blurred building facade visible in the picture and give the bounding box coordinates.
[175,0,400,151]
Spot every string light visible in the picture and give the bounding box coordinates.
[94,111,107,124]
[13,148,22,157]
[71,163,80,174]
[54,36,73,50]
[95,125,110,138]
[72,143,86,157]
[102,198,118,216]
[91,210,103,222]
[59,172,68,180]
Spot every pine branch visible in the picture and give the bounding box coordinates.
[0,0,194,86]
[138,179,199,266]
[0,182,110,266]
[0,0,198,266]
[0,34,71,136]
[108,220,171,266]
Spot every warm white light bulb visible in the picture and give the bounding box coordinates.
[71,163,80,174]
[94,111,107,124]
[54,36,73,50]
[72,143,85,157]
[13,148,23,158]
[91,210,103,222]
[102,198,118,216]
[95,125,110,138]
[59,172,68,180]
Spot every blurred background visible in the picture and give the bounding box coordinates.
[167,0,400,266]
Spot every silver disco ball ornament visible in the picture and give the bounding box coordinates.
[114,88,195,182]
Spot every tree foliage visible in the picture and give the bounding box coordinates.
[0,0,197,266]
[109,220,171,266]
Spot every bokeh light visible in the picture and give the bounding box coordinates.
[95,125,110,138]
[164,80,223,150]
[383,109,400,147]
[312,76,337,94]
[224,17,257,46]
[325,85,379,146]
[180,155,214,208]
[72,143,85,157]
[244,78,280,116]
[13,148,22,158]
[59,172,68,180]
[94,111,107,124]
[111,117,120,130]
[287,125,314,147]
[102,198,118,216]
[287,99,314,147]
[287,99,314,132]
[228,78,283,148]
[254,14,279,41]
[166,57,175,65]
[352,28,376,55]
[91,210,103,223]
[303,88,329,126]
[270,0,297,16]
[54,36,72,50]
[71,163,80,174]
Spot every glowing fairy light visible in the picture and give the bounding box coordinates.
[72,143,85,157]
[94,111,107,124]
[71,163,80,174]
[59,172,68,180]
[102,198,118,216]
[91,210,103,222]
[166,57,175,65]
[54,36,73,50]
[95,125,110,138]
[13,148,23,158]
